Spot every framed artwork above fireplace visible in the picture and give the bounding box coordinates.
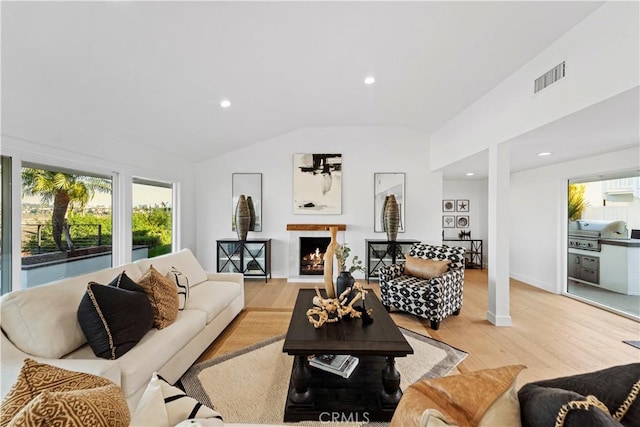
[293,153,342,214]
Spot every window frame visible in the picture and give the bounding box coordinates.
[1,156,13,295]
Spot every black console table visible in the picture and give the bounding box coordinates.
[442,239,483,269]
[365,239,419,282]
[217,239,271,282]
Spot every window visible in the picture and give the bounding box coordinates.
[21,164,112,287]
[1,156,12,294]
[132,178,173,259]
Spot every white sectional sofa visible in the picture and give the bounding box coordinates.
[0,249,244,411]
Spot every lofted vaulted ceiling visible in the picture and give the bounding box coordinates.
[3,1,635,175]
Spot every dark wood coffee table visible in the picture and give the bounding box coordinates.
[282,288,413,422]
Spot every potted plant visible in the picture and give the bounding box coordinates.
[335,244,364,297]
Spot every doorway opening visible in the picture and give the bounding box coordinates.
[567,171,640,319]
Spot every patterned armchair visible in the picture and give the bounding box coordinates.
[379,243,466,330]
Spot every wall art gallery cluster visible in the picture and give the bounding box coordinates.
[442,199,470,229]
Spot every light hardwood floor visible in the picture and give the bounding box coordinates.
[209,269,639,386]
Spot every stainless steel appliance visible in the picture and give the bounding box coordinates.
[568,220,629,286]
[568,220,629,252]
[568,253,600,285]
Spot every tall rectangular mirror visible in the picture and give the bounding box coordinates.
[232,173,262,232]
[374,172,405,233]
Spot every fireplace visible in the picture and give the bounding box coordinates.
[299,237,330,275]
[286,224,346,282]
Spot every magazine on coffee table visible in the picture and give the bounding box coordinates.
[309,354,359,378]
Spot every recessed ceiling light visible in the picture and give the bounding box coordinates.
[220,99,231,108]
[466,172,475,176]
[538,152,552,156]
[364,76,375,85]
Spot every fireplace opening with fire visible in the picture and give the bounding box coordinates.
[299,237,330,275]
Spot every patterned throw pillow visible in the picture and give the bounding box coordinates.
[131,373,223,426]
[77,280,154,359]
[138,265,180,329]
[0,359,129,426]
[166,266,190,310]
[8,384,130,427]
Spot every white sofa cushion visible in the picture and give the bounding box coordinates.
[0,329,122,399]
[185,280,243,323]
[67,309,207,398]
[0,265,140,359]
[135,249,207,287]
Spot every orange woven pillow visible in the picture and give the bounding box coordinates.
[404,256,451,279]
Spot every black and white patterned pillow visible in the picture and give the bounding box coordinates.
[131,373,223,426]
[166,266,190,310]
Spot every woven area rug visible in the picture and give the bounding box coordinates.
[181,328,466,426]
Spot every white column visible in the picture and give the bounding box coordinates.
[487,143,512,326]
[112,171,132,266]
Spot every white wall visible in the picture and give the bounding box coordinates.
[195,127,442,279]
[510,146,640,293]
[430,2,639,169]
[1,135,198,288]
[443,179,488,266]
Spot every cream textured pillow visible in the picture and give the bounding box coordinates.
[404,256,451,279]
[390,364,526,427]
[0,359,123,426]
[138,265,180,329]
[8,385,129,427]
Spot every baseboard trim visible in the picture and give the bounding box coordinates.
[487,311,512,326]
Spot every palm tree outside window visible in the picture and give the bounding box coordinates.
[21,165,112,287]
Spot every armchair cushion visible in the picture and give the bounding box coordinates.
[405,257,451,279]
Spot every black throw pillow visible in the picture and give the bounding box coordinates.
[77,281,154,360]
[108,270,145,293]
[519,383,624,427]
[522,363,640,427]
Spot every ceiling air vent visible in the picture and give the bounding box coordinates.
[534,61,565,94]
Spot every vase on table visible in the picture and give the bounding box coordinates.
[336,271,355,301]
[323,226,338,298]
[235,195,250,240]
[247,196,256,231]
[384,194,400,241]
[381,195,390,232]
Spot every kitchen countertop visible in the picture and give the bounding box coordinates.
[600,238,640,248]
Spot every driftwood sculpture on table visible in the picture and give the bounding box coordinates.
[306,282,372,328]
